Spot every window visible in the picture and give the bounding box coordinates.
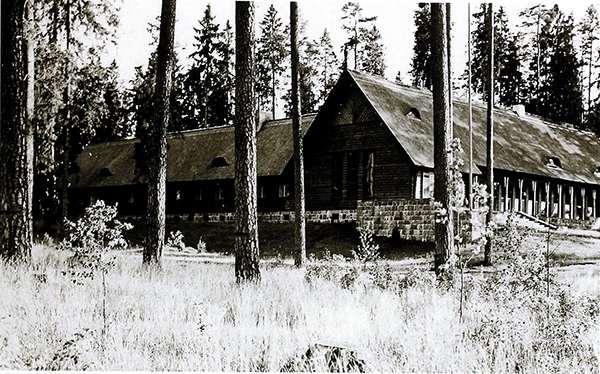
[278,184,290,198]
[363,152,374,198]
[406,108,421,120]
[99,168,112,177]
[347,151,359,199]
[210,157,230,168]
[331,153,343,199]
[422,172,434,199]
[546,156,561,168]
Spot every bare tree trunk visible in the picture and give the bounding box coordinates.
[484,3,495,266]
[235,1,260,283]
[144,0,176,265]
[59,0,72,238]
[431,3,454,273]
[0,0,34,261]
[290,1,306,267]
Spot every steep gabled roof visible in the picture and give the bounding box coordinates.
[70,114,316,188]
[348,70,600,186]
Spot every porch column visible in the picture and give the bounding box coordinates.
[518,179,524,212]
[582,187,587,220]
[532,181,538,216]
[557,184,563,219]
[569,186,575,220]
[545,182,550,218]
[503,176,509,212]
[593,189,597,218]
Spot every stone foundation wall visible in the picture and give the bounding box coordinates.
[164,210,357,224]
[357,199,436,242]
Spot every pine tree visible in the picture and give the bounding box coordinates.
[257,4,288,119]
[410,3,432,89]
[144,0,177,266]
[359,25,386,76]
[283,16,319,115]
[235,1,260,283]
[545,10,583,126]
[340,2,383,74]
[184,5,234,128]
[468,5,524,106]
[431,3,454,273]
[579,5,599,115]
[31,0,120,233]
[1,0,35,261]
[314,29,339,107]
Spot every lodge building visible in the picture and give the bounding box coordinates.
[69,70,600,242]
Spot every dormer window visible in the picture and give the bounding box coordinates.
[210,157,230,168]
[595,166,600,177]
[406,108,421,120]
[99,168,113,177]
[546,157,561,169]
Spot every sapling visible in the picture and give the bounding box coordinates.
[58,200,133,335]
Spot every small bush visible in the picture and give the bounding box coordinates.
[353,228,380,265]
[166,230,185,251]
[197,236,207,253]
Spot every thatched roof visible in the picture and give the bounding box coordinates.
[71,115,315,188]
[348,70,600,186]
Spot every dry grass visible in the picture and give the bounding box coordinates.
[0,244,598,372]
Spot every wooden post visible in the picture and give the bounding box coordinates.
[582,187,587,220]
[557,184,563,219]
[593,189,597,218]
[504,176,509,212]
[517,179,524,212]
[569,186,575,220]
[532,181,538,216]
[545,182,550,218]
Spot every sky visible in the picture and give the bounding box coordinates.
[112,1,592,116]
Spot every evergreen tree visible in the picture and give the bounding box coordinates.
[283,17,319,115]
[410,3,432,89]
[545,10,583,125]
[340,2,383,74]
[1,0,35,261]
[579,5,599,115]
[470,5,523,105]
[31,0,121,232]
[359,24,386,76]
[235,1,260,283]
[257,4,288,118]
[144,0,177,266]
[314,29,339,107]
[184,5,234,128]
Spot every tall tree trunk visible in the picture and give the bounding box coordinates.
[290,1,306,267]
[431,3,454,273]
[1,0,34,261]
[484,3,495,265]
[272,67,276,119]
[59,0,72,238]
[235,1,260,283]
[144,0,176,265]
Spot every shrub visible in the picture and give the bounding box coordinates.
[197,236,207,253]
[353,227,379,265]
[59,200,132,255]
[166,230,185,251]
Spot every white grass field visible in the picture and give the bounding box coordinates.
[0,240,598,372]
